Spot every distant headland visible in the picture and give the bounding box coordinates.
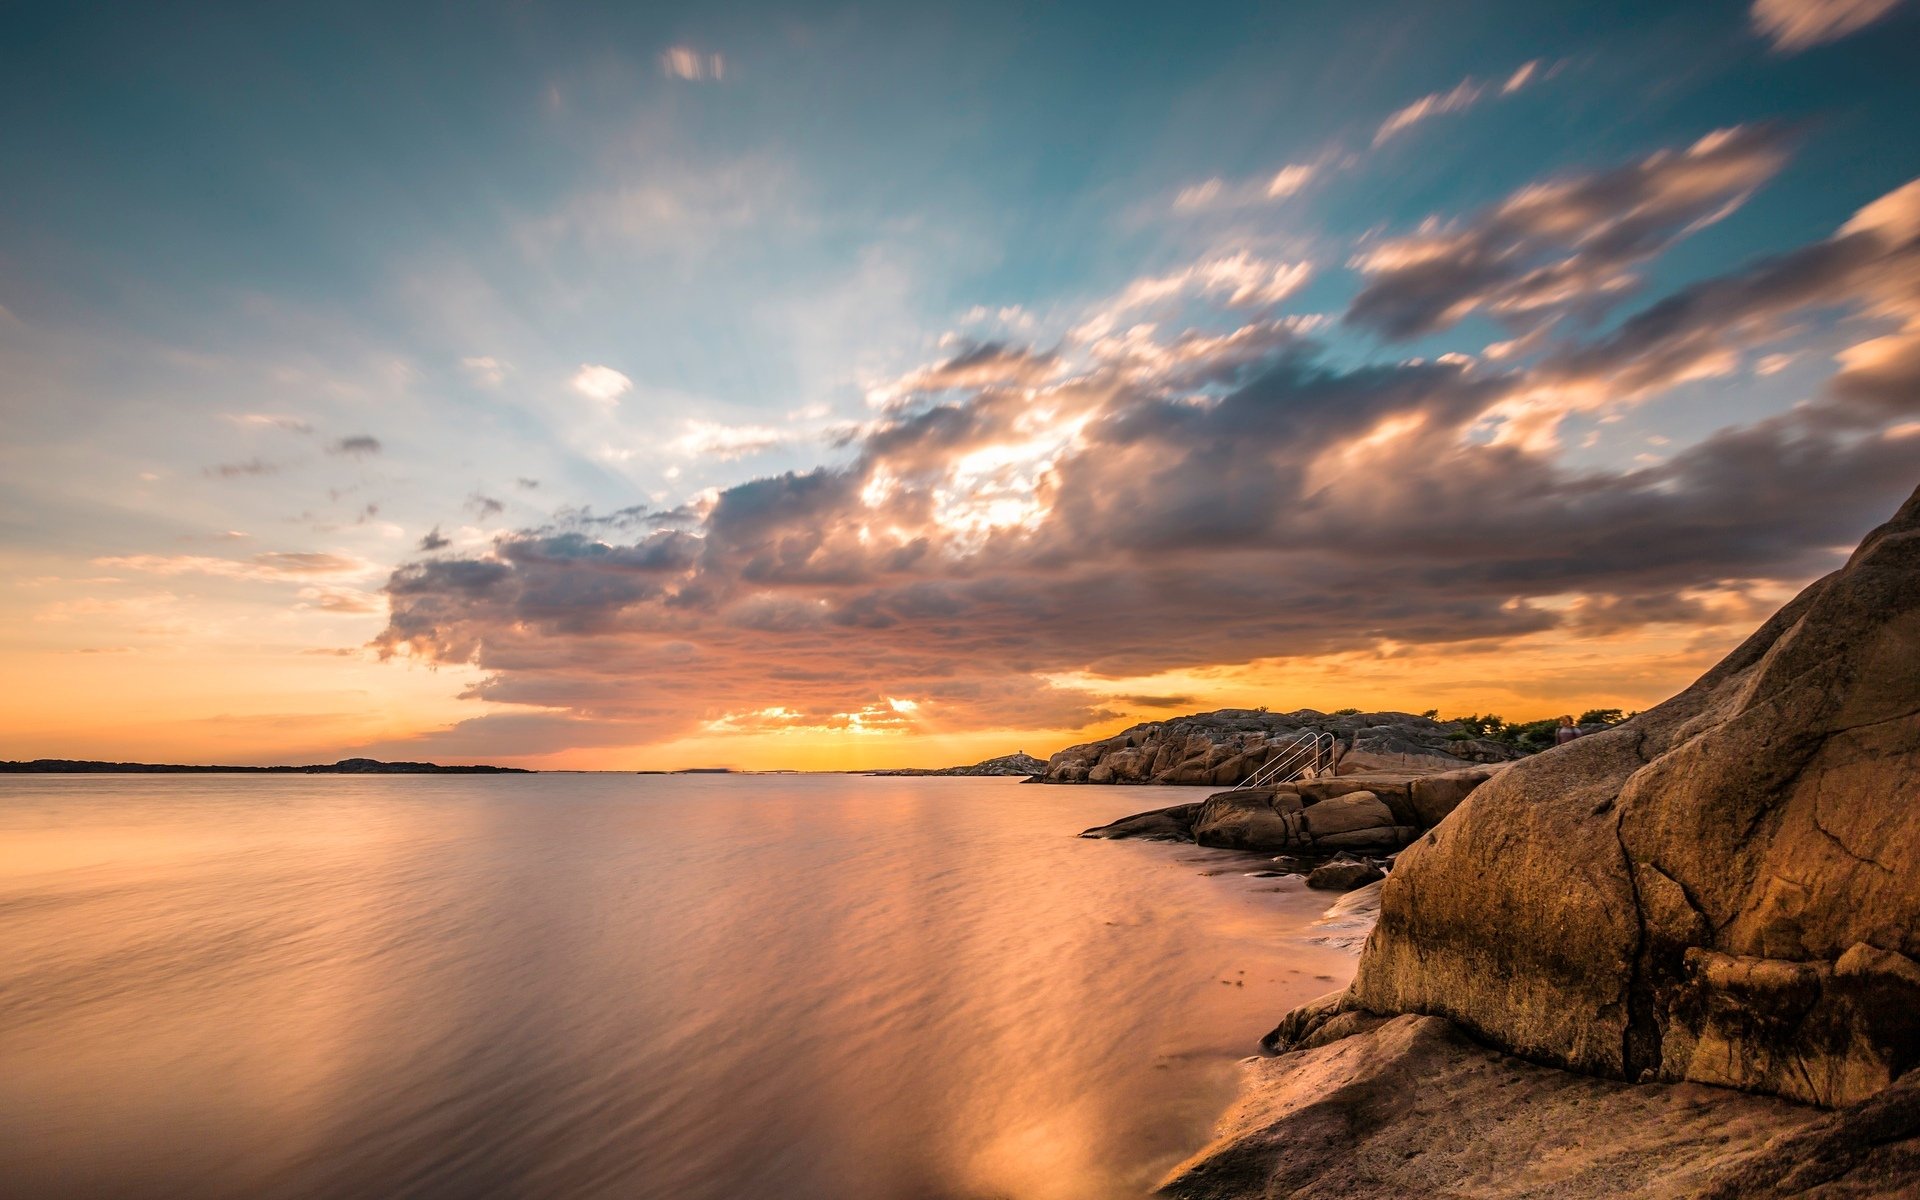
[0,757,530,775]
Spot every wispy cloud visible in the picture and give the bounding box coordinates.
[660,46,726,82]
[327,434,382,456]
[1750,0,1906,50]
[1346,124,1792,338]
[94,552,375,581]
[204,458,279,479]
[571,364,633,403]
[1374,60,1545,146]
[225,413,312,433]
[1172,162,1322,212]
[668,420,786,461]
[1074,253,1312,341]
[461,356,506,386]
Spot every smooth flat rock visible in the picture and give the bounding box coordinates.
[1158,1014,1914,1200]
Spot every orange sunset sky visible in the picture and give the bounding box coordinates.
[4,1,1918,770]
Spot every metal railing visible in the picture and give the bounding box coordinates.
[1230,729,1337,791]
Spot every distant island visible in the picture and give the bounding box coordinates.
[866,751,1046,777]
[0,757,530,774]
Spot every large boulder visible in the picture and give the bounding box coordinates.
[1348,484,1920,1108]
[1307,860,1385,891]
[1192,787,1304,850]
[1407,762,1510,826]
[1186,785,1418,852]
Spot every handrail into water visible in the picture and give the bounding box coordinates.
[1230,729,1337,791]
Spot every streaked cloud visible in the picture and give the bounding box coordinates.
[1375,77,1486,146]
[1347,124,1792,338]
[660,46,727,82]
[93,552,375,581]
[1373,60,1546,146]
[1751,0,1906,50]
[667,420,786,461]
[1075,253,1312,341]
[1173,162,1321,212]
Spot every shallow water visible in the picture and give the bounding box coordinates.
[0,774,1355,1199]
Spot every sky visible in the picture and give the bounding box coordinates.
[2,0,1918,770]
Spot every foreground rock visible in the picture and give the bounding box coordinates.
[1348,485,1920,1108]
[1160,1014,1920,1199]
[865,751,1046,777]
[1042,709,1518,786]
[1167,484,1920,1196]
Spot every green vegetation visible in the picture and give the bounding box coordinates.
[1441,708,1634,754]
[1332,706,1361,716]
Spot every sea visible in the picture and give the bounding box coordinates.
[0,773,1358,1199]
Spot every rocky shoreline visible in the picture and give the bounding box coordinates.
[1041,708,1523,787]
[864,751,1048,777]
[1111,484,1920,1197]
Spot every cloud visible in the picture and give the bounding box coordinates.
[660,46,726,82]
[296,586,385,614]
[1750,0,1906,50]
[667,420,786,461]
[1122,694,1197,709]
[1172,163,1321,213]
[225,413,313,433]
[571,364,633,403]
[462,356,507,386]
[94,552,374,581]
[1527,176,1920,419]
[1375,77,1487,146]
[204,458,280,479]
[418,527,452,552]
[1371,62,1547,147]
[468,494,506,518]
[327,434,382,456]
[1347,124,1793,338]
[1074,253,1312,341]
[371,187,1919,756]
[352,144,1920,761]
[516,477,541,490]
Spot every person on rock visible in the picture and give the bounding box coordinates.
[1554,715,1581,747]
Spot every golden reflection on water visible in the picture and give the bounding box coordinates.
[0,775,1355,1199]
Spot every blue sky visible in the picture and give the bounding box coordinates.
[3,0,1917,766]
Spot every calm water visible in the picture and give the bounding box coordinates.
[0,774,1356,1200]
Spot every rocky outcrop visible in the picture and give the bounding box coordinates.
[1083,766,1507,858]
[1160,1014,1920,1199]
[866,751,1046,777]
[1041,709,1518,787]
[1077,803,1201,842]
[1344,484,1920,1109]
[1165,485,1920,1199]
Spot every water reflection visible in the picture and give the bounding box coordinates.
[0,775,1355,1199]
